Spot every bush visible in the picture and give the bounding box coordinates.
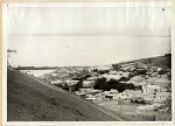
[112,64,121,71]
[165,53,171,57]
[94,77,107,90]
[158,69,169,75]
[118,76,130,81]
[73,69,91,80]
[71,79,83,92]
[131,98,146,104]
[137,69,147,75]
[92,69,98,72]
[98,70,109,74]
[62,83,69,91]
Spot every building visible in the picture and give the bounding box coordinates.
[76,88,103,97]
[82,80,94,88]
[142,84,161,94]
[87,77,99,81]
[104,89,119,100]
[50,79,63,85]
[155,92,171,100]
[101,74,122,81]
[65,79,79,86]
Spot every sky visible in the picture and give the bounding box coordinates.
[6,2,172,67]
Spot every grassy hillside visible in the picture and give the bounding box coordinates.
[7,68,120,121]
[118,55,171,69]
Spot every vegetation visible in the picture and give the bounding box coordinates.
[98,70,110,74]
[71,79,83,92]
[112,64,121,71]
[62,83,69,91]
[131,98,146,104]
[72,69,91,80]
[93,78,139,92]
[16,66,58,70]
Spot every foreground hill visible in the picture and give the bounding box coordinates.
[7,68,120,121]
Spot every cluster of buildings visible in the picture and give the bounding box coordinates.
[74,87,170,106]
[44,61,171,112]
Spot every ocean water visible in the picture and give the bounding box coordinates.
[20,69,56,77]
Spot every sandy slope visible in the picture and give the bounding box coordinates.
[7,68,122,121]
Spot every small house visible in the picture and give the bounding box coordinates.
[50,79,63,85]
[82,80,94,88]
[65,79,79,86]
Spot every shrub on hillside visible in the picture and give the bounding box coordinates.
[158,69,169,75]
[165,53,171,57]
[62,83,69,91]
[72,79,83,92]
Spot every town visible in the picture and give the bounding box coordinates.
[19,54,171,121]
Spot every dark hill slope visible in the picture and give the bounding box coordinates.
[118,55,171,69]
[7,68,118,121]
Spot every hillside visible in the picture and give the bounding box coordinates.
[117,55,171,69]
[7,68,120,121]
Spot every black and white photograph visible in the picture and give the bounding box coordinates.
[3,1,173,124]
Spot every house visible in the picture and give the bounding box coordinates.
[109,70,118,75]
[65,79,78,86]
[96,65,111,71]
[104,89,118,95]
[75,91,86,98]
[142,84,161,93]
[155,92,171,99]
[101,74,122,81]
[87,77,99,81]
[82,80,94,88]
[85,97,99,103]
[120,64,136,72]
[50,79,63,85]
[153,98,166,104]
[104,89,119,100]
[101,71,130,82]
[137,103,164,111]
[79,88,93,93]
[110,89,118,94]
[117,93,129,100]
[78,88,102,96]
[105,95,113,100]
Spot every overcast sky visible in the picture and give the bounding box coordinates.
[6,3,172,66]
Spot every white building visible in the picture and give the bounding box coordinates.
[82,80,94,88]
[50,79,63,85]
[65,79,79,86]
[142,84,161,93]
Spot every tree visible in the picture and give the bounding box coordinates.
[112,64,121,71]
[94,77,107,90]
[71,79,83,92]
[63,83,69,91]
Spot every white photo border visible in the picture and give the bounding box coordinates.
[2,1,175,126]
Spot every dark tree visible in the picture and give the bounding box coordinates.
[112,64,121,71]
[72,79,83,92]
[63,83,69,91]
